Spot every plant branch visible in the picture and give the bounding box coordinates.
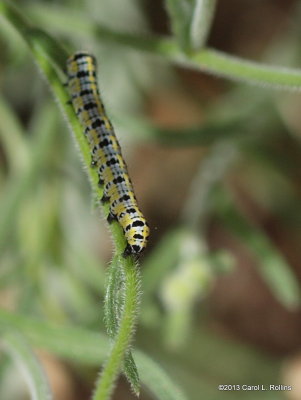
[22,3,301,91]
[93,259,140,399]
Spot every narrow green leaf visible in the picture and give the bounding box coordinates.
[123,351,140,396]
[190,0,217,50]
[136,351,187,400]
[2,331,53,400]
[104,255,124,338]
[0,102,58,251]
[0,310,188,400]
[0,96,29,175]
[164,0,192,50]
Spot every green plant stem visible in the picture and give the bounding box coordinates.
[104,256,140,394]
[0,1,141,397]
[23,3,301,90]
[93,259,140,399]
[190,0,217,50]
[95,29,301,89]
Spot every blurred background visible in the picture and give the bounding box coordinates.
[1,0,301,399]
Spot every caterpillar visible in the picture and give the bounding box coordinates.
[66,51,149,256]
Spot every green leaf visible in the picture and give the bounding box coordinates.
[1,331,53,400]
[164,0,192,50]
[0,310,188,400]
[190,0,217,50]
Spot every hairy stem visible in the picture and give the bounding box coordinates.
[93,259,140,400]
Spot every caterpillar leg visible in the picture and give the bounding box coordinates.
[101,194,110,204]
[123,244,132,257]
[107,211,117,224]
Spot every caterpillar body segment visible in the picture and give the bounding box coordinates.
[66,51,149,255]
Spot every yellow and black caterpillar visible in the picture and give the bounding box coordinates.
[66,52,149,255]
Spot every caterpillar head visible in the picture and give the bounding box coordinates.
[66,51,97,77]
[123,218,150,257]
